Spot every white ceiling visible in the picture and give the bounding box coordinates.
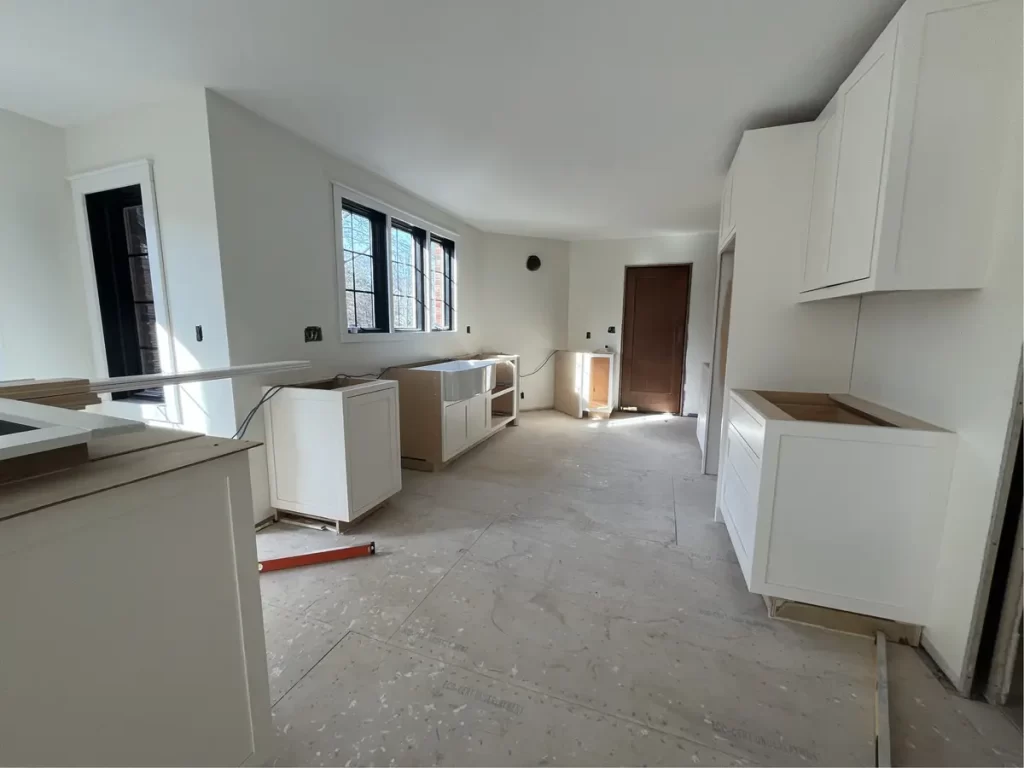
[0,0,901,240]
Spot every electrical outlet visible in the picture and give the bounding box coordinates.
[466,325,471,334]
[520,391,525,399]
[195,325,203,342]
[586,331,591,339]
[304,326,323,342]
[607,326,616,334]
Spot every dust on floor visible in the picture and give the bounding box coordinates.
[257,410,1022,767]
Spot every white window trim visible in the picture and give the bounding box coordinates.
[68,160,182,425]
[332,182,458,342]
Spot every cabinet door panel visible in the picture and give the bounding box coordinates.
[467,394,487,443]
[344,388,401,517]
[828,39,894,286]
[443,400,468,461]
[802,112,841,291]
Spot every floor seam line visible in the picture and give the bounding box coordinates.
[354,629,751,763]
[672,476,679,545]
[382,514,504,645]
[270,629,354,710]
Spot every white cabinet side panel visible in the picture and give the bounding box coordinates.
[891,0,1021,288]
[764,434,944,622]
[267,392,347,514]
[0,459,265,766]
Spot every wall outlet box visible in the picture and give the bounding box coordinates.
[304,326,323,342]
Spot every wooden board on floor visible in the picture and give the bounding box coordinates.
[764,596,922,645]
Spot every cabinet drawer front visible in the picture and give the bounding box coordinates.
[726,425,762,502]
[727,395,765,459]
[722,439,757,563]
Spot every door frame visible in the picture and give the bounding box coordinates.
[68,160,181,426]
[701,248,733,474]
[617,263,692,415]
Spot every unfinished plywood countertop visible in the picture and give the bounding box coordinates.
[0,427,258,523]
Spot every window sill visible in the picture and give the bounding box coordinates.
[341,329,458,343]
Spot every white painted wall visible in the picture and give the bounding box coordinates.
[849,105,1023,689]
[64,91,235,436]
[567,233,717,415]
[481,233,569,411]
[0,108,92,380]
[204,91,494,521]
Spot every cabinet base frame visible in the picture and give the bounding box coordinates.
[763,595,922,646]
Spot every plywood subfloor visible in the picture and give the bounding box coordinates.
[256,411,1020,767]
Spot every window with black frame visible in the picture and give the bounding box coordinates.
[430,235,455,331]
[341,200,389,333]
[391,220,426,331]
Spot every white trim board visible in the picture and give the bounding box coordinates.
[68,159,182,426]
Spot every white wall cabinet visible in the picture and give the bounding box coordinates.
[264,377,402,525]
[798,0,1020,301]
[716,389,955,624]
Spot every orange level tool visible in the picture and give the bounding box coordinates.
[258,541,376,572]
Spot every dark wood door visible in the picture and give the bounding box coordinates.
[620,265,690,414]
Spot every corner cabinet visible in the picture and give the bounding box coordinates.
[798,0,1021,301]
[264,377,402,526]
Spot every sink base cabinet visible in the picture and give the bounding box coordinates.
[717,390,955,624]
[388,354,520,471]
[264,378,402,524]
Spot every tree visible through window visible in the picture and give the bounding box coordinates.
[431,236,455,331]
[391,221,425,331]
[342,201,388,332]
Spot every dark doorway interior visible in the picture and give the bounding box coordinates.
[85,185,163,402]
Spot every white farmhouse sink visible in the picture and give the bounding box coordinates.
[413,360,497,402]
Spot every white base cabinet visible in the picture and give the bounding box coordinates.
[0,431,271,766]
[264,378,402,524]
[716,389,955,624]
[798,0,1021,300]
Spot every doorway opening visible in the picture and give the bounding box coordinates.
[618,264,691,415]
[85,184,163,402]
[70,160,179,425]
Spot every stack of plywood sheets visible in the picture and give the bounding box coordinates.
[0,379,101,410]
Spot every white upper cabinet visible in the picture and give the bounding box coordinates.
[802,105,842,291]
[798,0,1021,301]
[718,161,736,252]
